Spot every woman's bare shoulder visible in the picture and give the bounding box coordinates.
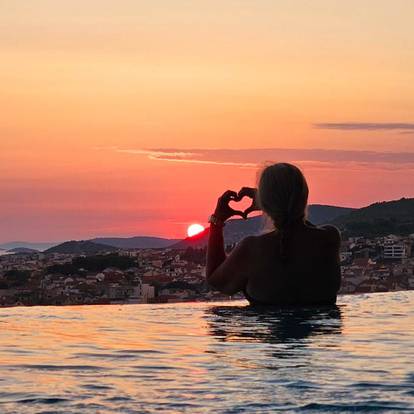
[238,235,260,248]
[318,224,341,246]
[240,231,279,255]
[237,234,267,253]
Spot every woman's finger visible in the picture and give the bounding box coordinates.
[230,209,245,218]
[244,206,253,215]
[246,204,260,213]
[238,187,256,199]
[244,205,260,216]
[221,190,238,201]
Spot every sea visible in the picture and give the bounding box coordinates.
[0,291,413,413]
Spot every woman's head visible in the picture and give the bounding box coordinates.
[258,163,309,228]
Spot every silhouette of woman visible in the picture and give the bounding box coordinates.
[206,163,341,306]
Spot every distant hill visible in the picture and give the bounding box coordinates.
[45,240,118,255]
[307,204,354,225]
[172,204,354,249]
[91,236,180,249]
[7,247,39,254]
[332,197,414,237]
[0,241,59,251]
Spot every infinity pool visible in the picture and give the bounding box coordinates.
[0,291,413,413]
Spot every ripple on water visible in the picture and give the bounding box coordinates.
[300,401,414,412]
[16,397,69,405]
[7,364,109,372]
[81,384,113,391]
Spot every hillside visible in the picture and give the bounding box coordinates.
[307,204,354,225]
[0,241,58,251]
[91,236,180,249]
[7,247,39,254]
[332,197,414,237]
[45,241,118,255]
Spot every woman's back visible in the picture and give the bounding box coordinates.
[243,222,341,306]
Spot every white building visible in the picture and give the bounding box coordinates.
[383,244,407,260]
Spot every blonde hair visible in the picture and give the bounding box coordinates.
[258,163,309,261]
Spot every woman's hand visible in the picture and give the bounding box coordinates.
[238,187,261,218]
[213,190,245,222]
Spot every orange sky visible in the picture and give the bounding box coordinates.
[1,1,414,241]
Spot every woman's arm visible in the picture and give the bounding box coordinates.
[206,223,226,277]
[205,190,254,294]
[207,230,253,294]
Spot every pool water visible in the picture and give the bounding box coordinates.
[0,291,413,413]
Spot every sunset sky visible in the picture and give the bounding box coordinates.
[1,1,414,242]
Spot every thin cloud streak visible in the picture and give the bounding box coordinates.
[314,122,414,131]
[147,156,257,168]
[116,149,200,158]
[117,149,256,168]
[116,147,414,171]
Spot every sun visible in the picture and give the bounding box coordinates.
[187,223,205,237]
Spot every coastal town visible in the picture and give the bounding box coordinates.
[0,233,413,307]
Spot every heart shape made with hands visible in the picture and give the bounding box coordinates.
[228,191,257,219]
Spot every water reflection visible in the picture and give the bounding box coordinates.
[205,305,343,345]
[0,294,413,413]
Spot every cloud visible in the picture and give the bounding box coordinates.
[115,147,414,171]
[313,122,414,131]
[117,149,200,158]
[116,148,257,168]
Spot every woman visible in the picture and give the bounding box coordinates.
[206,163,341,306]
